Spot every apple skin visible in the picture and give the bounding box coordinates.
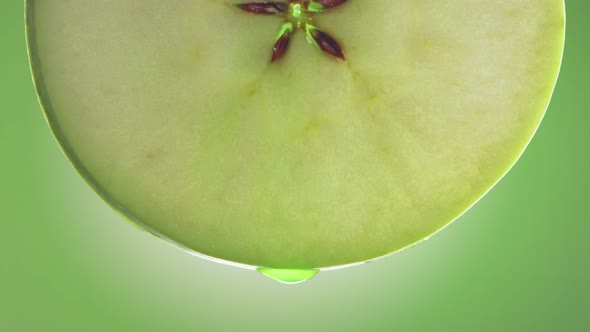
[26,0,565,269]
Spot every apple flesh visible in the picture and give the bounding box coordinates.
[26,0,565,269]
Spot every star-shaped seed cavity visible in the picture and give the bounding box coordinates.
[232,0,347,62]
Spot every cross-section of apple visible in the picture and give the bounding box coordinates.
[26,0,565,269]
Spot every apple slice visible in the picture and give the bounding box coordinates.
[26,0,565,274]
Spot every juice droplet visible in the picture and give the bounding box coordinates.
[256,267,319,284]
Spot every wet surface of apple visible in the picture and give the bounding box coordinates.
[27,0,565,271]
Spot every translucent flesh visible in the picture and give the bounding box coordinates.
[27,0,565,268]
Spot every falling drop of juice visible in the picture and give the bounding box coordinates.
[257,267,319,284]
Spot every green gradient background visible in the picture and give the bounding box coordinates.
[1,1,588,331]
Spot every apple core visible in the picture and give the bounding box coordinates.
[233,0,346,62]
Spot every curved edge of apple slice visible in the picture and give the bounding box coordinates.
[339,0,568,272]
[25,0,567,273]
[23,0,253,272]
